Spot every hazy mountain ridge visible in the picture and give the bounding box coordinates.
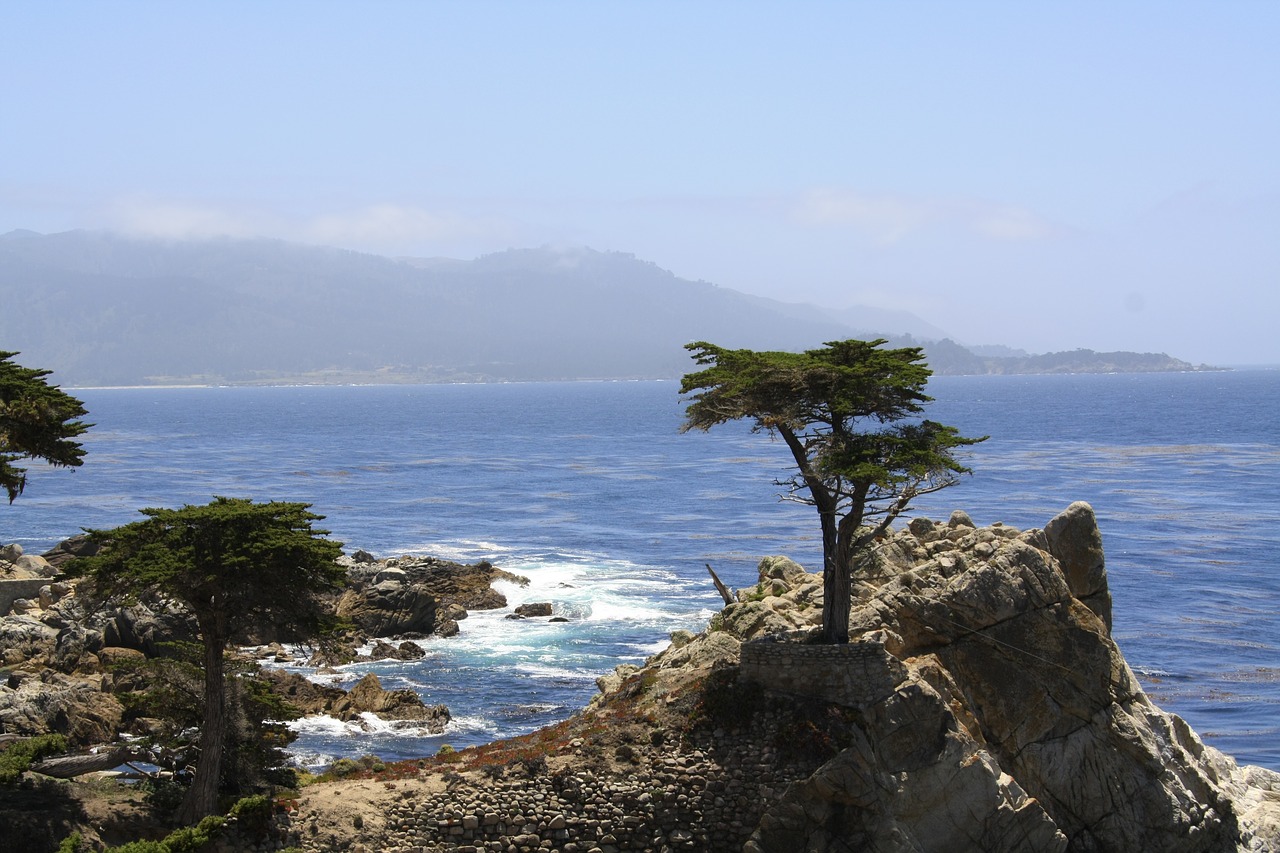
[1,230,1217,386]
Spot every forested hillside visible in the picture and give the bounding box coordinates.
[1,230,1216,386]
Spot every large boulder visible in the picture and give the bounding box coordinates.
[336,556,522,638]
[331,673,450,732]
[335,582,442,637]
[0,668,124,746]
[1043,500,1113,630]
[40,534,100,569]
[256,668,347,716]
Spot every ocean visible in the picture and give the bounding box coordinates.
[5,371,1278,770]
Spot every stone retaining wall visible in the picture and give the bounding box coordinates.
[0,579,50,616]
[739,638,906,709]
[279,725,823,853]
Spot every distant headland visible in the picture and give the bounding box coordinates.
[1,229,1223,387]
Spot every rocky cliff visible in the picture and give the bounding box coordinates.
[5,506,1279,852]
[274,503,1279,853]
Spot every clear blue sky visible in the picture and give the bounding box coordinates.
[4,1,1278,364]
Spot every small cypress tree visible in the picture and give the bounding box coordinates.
[76,498,345,823]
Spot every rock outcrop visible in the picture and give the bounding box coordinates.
[283,504,1280,853]
[9,506,1280,853]
[689,501,1279,853]
[330,672,451,731]
[0,543,513,751]
[333,555,523,639]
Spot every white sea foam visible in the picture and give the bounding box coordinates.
[630,639,671,656]
[515,662,598,681]
[583,598,674,623]
[445,713,500,735]
[388,538,517,562]
[288,712,456,739]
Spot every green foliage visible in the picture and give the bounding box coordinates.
[141,778,187,813]
[103,815,225,853]
[0,350,90,503]
[681,339,985,642]
[326,757,360,777]
[0,733,69,784]
[77,497,346,641]
[681,339,982,518]
[227,794,273,837]
[55,833,83,853]
[76,497,345,822]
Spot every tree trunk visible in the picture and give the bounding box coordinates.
[822,564,851,643]
[28,745,151,779]
[777,424,850,644]
[705,564,734,605]
[820,510,850,644]
[178,631,227,824]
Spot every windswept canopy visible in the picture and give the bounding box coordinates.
[681,339,985,643]
[76,497,345,822]
[0,350,90,503]
[681,339,979,524]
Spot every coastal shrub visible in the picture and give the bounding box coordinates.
[228,794,273,837]
[517,753,548,777]
[56,833,83,853]
[327,757,360,777]
[103,814,225,852]
[140,777,186,813]
[0,733,69,784]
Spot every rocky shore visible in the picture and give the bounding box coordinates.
[5,504,1280,852]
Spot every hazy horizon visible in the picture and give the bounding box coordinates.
[4,2,1278,365]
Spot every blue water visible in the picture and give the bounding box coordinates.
[4,372,1278,770]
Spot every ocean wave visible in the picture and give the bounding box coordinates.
[514,662,599,681]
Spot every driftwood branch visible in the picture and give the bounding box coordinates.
[29,745,153,779]
[705,564,734,606]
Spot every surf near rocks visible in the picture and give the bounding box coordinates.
[278,503,1280,853]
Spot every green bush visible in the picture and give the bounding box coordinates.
[104,815,225,852]
[0,733,69,784]
[327,757,360,777]
[139,777,186,813]
[228,794,273,837]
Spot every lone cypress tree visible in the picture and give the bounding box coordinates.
[681,339,985,643]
